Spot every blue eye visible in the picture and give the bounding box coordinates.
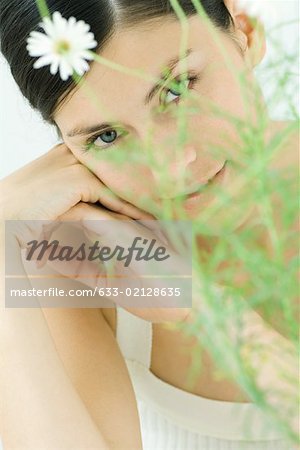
[95,130,118,145]
[160,75,199,106]
[164,79,190,104]
[85,128,124,151]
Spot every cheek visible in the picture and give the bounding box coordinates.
[196,42,256,114]
[185,103,240,165]
[189,71,255,162]
[76,153,156,203]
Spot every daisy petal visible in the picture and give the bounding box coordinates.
[50,59,59,75]
[33,54,55,69]
[59,58,73,80]
[68,16,76,27]
[53,12,68,34]
[41,17,56,38]
[72,57,89,75]
[76,20,90,33]
[80,50,96,60]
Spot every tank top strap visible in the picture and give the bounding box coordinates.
[115,307,153,369]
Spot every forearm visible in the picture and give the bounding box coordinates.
[0,230,109,449]
[187,277,299,436]
[228,305,298,421]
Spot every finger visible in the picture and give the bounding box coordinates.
[95,188,155,221]
[33,243,107,288]
[58,202,190,282]
[58,204,191,281]
[59,203,182,264]
[64,163,155,222]
[57,204,167,277]
[57,202,118,223]
[78,168,155,220]
[31,211,191,317]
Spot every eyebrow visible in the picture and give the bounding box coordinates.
[66,48,193,138]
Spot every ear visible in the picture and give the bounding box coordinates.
[223,0,267,67]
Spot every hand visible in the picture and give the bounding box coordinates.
[1,143,154,247]
[34,202,192,323]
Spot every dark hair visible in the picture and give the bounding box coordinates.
[0,1,234,124]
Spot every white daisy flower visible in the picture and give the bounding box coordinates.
[26,11,98,81]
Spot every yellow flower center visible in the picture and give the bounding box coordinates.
[54,40,71,55]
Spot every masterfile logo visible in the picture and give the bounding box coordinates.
[5,219,192,308]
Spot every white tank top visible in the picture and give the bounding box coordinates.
[115,307,295,450]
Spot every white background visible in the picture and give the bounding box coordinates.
[0,2,298,450]
[0,0,299,180]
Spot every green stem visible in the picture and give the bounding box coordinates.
[35,0,50,18]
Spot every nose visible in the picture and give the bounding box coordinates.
[151,143,197,187]
[138,115,197,167]
[149,143,198,200]
[136,118,197,194]
[168,144,197,178]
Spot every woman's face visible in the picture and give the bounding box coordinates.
[55,15,264,226]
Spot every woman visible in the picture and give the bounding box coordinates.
[0,0,298,449]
